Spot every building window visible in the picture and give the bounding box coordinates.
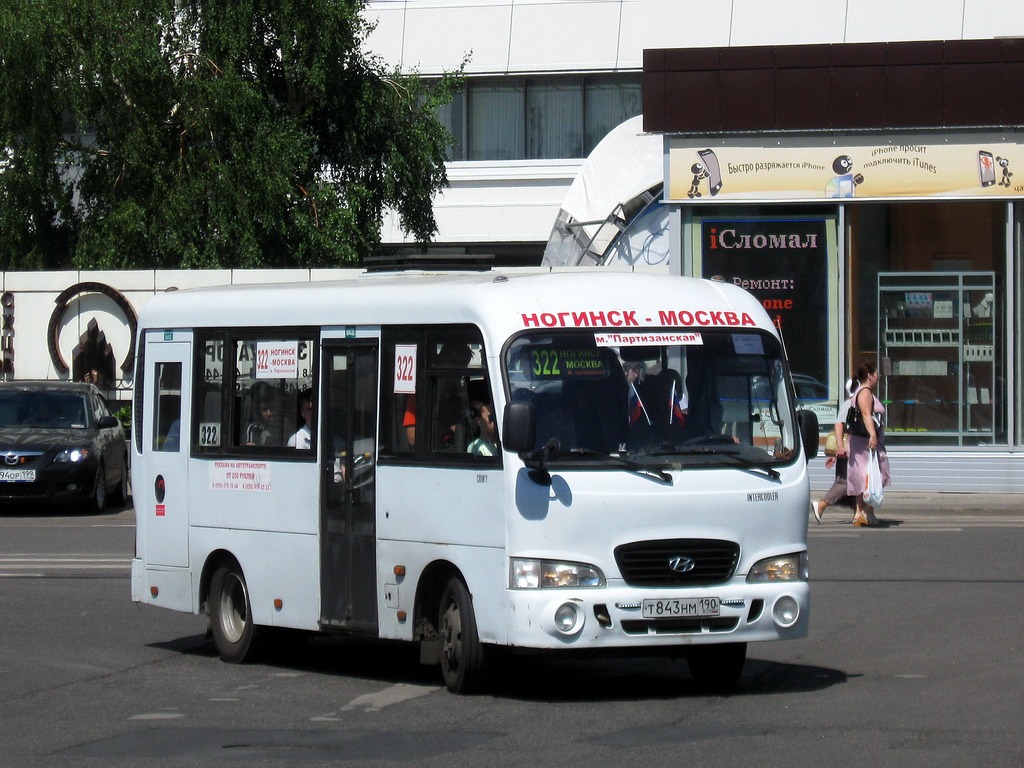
[438,74,641,161]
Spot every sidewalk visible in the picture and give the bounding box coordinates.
[831,491,1021,516]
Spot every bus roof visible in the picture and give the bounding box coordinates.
[137,269,779,342]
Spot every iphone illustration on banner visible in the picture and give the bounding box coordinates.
[698,149,723,196]
[978,150,996,187]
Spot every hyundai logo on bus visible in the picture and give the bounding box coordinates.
[668,556,696,573]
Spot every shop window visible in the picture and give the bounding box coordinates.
[849,202,1007,447]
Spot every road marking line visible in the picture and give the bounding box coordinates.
[339,683,440,713]
[129,712,184,720]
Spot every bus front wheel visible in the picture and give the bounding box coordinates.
[210,564,260,663]
[438,577,487,694]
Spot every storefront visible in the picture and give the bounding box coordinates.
[643,39,1024,492]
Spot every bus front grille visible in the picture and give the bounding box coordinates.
[614,539,740,587]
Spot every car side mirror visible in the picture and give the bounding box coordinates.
[502,401,535,453]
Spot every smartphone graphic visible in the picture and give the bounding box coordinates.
[979,150,996,187]
[698,149,723,196]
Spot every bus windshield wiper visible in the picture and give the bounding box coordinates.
[643,445,781,481]
[563,448,673,484]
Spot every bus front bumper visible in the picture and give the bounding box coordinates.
[504,580,809,650]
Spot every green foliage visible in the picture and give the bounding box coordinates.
[115,404,132,434]
[0,0,463,269]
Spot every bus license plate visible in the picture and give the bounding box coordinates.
[642,597,720,619]
[0,469,35,483]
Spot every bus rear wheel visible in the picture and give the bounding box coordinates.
[686,642,747,689]
[438,577,487,694]
[210,564,260,663]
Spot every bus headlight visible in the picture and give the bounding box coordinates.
[510,559,605,589]
[746,552,809,582]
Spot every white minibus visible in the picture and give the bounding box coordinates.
[130,270,819,693]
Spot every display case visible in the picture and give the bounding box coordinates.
[878,272,996,446]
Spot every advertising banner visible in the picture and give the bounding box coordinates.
[668,135,1024,202]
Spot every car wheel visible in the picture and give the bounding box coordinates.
[108,454,129,508]
[85,464,107,513]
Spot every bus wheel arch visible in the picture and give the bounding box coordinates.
[412,560,460,664]
[412,561,488,693]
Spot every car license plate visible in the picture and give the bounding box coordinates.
[642,597,720,619]
[0,469,35,483]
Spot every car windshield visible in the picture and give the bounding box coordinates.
[505,329,799,469]
[0,391,90,428]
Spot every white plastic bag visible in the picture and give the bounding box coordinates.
[864,449,884,508]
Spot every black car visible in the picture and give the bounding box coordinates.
[0,382,129,512]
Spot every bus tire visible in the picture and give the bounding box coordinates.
[438,577,487,694]
[686,642,747,689]
[210,564,261,663]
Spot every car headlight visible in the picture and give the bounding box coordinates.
[54,447,92,464]
[510,559,605,589]
[747,552,809,583]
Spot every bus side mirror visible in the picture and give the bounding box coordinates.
[502,401,536,453]
[797,410,819,462]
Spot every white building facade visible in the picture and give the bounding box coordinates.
[364,1,1024,493]
[5,2,1024,493]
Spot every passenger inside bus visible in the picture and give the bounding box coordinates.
[288,388,314,449]
[246,384,284,446]
[467,400,498,456]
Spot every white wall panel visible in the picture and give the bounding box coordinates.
[963,0,1024,38]
[404,4,513,73]
[507,1,622,71]
[730,0,848,46]
[361,5,407,64]
[380,161,579,243]
[618,0,732,63]
[844,0,967,42]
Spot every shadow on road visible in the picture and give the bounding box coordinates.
[154,632,847,700]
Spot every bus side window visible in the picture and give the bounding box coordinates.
[381,325,496,464]
[154,362,182,452]
[432,375,471,452]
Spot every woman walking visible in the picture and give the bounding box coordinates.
[812,379,856,524]
[846,360,891,526]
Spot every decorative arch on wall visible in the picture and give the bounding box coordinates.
[47,282,138,377]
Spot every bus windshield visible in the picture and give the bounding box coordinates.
[504,329,798,469]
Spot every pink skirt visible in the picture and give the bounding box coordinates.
[846,434,891,496]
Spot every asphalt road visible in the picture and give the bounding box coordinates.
[0,498,1021,767]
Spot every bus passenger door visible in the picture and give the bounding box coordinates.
[319,342,378,632]
[142,336,191,568]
